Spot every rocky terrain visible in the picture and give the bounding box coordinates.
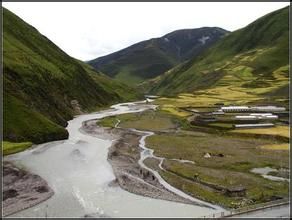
[81,119,210,208]
[3,162,54,217]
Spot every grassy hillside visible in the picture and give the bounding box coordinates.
[2,141,33,156]
[88,27,228,85]
[149,6,289,106]
[93,45,177,85]
[3,7,140,145]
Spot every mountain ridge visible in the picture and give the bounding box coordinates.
[3,7,140,144]
[147,6,289,106]
[88,27,229,85]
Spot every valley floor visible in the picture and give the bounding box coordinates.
[4,101,220,218]
[3,97,289,216]
[98,96,289,210]
[81,119,213,208]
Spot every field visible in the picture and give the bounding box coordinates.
[98,110,179,132]
[102,94,289,209]
[153,63,289,116]
[230,126,289,139]
[149,7,289,103]
[2,141,32,156]
[145,119,289,208]
[259,143,289,150]
[146,133,288,171]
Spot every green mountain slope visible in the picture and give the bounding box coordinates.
[88,27,228,85]
[149,6,289,106]
[3,7,139,144]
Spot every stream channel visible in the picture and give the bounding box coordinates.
[5,100,224,217]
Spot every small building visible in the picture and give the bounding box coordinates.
[235,115,257,119]
[144,95,159,99]
[264,115,278,119]
[224,186,246,197]
[233,123,274,129]
[250,113,272,116]
[235,115,278,120]
[204,153,211,158]
[250,106,286,112]
[221,106,250,112]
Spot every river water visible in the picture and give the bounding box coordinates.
[5,101,223,217]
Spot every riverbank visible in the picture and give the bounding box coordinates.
[81,119,211,208]
[96,107,289,209]
[3,101,222,218]
[3,162,54,216]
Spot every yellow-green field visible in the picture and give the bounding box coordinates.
[153,59,289,117]
[98,110,178,132]
[160,104,192,117]
[259,143,289,150]
[159,159,288,208]
[145,131,289,208]
[230,126,289,139]
[146,133,288,171]
[2,141,32,156]
[99,89,289,209]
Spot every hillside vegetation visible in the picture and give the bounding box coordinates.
[3,7,140,145]
[139,8,290,206]
[149,6,289,106]
[88,27,228,85]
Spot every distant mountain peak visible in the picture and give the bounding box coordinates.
[148,6,289,102]
[88,27,229,85]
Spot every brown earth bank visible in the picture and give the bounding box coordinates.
[2,162,54,217]
[81,119,212,208]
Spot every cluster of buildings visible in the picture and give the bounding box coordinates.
[216,105,286,113]
[221,105,286,129]
[196,105,287,129]
[233,123,274,129]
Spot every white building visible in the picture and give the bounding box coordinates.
[264,115,278,119]
[235,114,278,120]
[250,106,286,112]
[221,106,250,112]
[250,113,272,116]
[235,115,257,119]
[221,105,285,113]
[234,123,274,128]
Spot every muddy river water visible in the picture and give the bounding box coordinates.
[5,100,224,217]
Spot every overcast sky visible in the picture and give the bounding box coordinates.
[3,2,289,61]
